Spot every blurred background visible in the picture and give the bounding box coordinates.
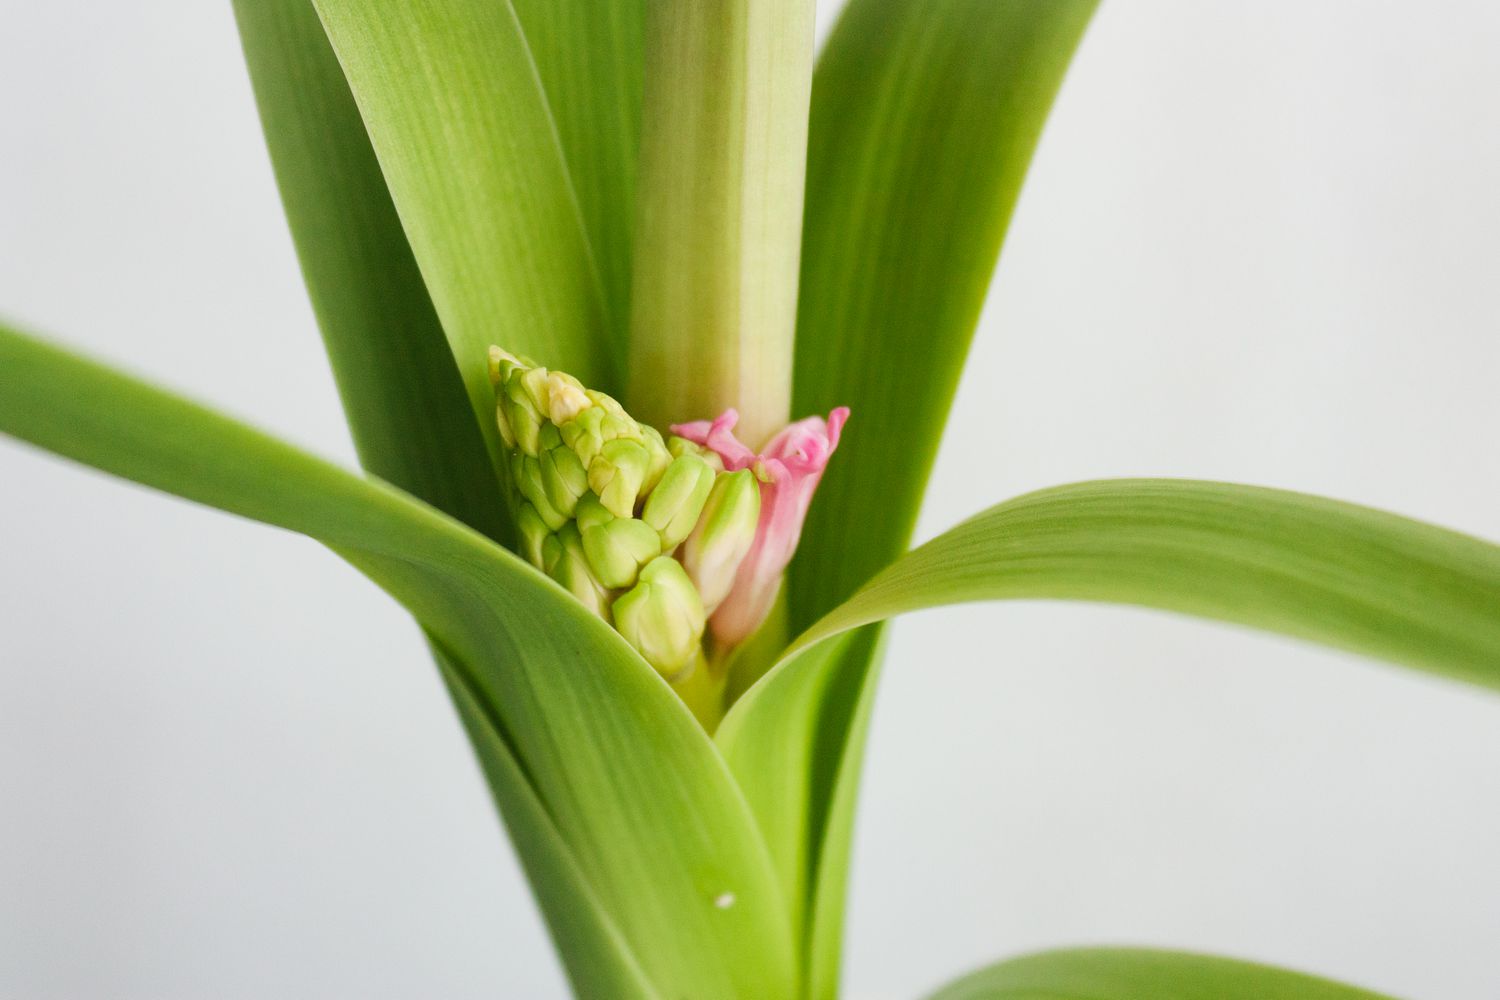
[3,2,1499,997]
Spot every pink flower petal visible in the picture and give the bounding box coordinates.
[672,406,850,646]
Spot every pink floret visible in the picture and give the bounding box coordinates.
[672,406,850,645]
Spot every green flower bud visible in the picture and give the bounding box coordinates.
[640,425,673,495]
[558,405,608,467]
[586,389,628,419]
[542,524,611,621]
[612,556,707,680]
[681,468,761,614]
[588,437,652,518]
[516,364,552,417]
[573,491,614,533]
[540,441,589,518]
[513,453,569,530]
[488,352,519,450]
[502,376,544,456]
[515,502,550,569]
[544,371,591,425]
[580,509,662,589]
[669,434,725,471]
[641,454,715,549]
[487,345,531,385]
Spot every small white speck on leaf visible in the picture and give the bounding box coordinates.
[714,892,736,910]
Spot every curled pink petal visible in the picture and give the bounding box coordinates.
[671,408,758,470]
[672,406,850,646]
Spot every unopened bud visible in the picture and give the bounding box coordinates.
[669,435,725,471]
[680,468,761,614]
[641,454,715,549]
[542,524,610,621]
[575,493,661,589]
[539,441,589,518]
[545,371,591,425]
[585,520,661,590]
[612,556,707,680]
[512,452,569,530]
[588,437,652,518]
[640,426,673,495]
[515,502,550,569]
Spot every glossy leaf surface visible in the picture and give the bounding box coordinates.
[234,0,506,541]
[0,323,795,998]
[790,479,1500,690]
[312,0,617,465]
[726,477,1500,994]
[509,0,645,342]
[927,947,1392,1000]
[790,0,1100,627]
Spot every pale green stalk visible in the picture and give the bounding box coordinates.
[627,0,814,448]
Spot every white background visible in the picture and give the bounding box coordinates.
[3,2,1499,998]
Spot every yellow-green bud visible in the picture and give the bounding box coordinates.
[540,442,589,518]
[487,345,531,384]
[612,556,707,680]
[681,468,761,614]
[542,524,611,621]
[641,454,715,549]
[501,377,543,456]
[640,426,673,496]
[585,520,661,590]
[513,453,569,530]
[668,435,725,472]
[515,502,550,569]
[588,437,652,518]
[558,405,608,467]
[577,496,662,589]
[544,371,590,425]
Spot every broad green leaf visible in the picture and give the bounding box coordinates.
[510,0,644,340]
[717,627,885,999]
[232,0,507,543]
[626,0,813,447]
[0,323,795,998]
[926,947,1393,999]
[790,0,1099,628]
[787,479,1500,690]
[311,0,617,475]
[430,639,658,1000]
[726,477,1500,995]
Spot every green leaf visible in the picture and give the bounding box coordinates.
[790,0,1099,629]
[311,0,618,472]
[626,0,814,446]
[725,476,1500,995]
[926,947,1393,999]
[232,0,507,543]
[717,627,885,999]
[787,479,1500,690]
[0,322,796,998]
[430,639,658,1000]
[509,0,644,342]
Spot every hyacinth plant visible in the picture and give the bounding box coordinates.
[2,1,1498,997]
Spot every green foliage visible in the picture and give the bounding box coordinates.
[3,2,1495,997]
[790,0,1100,628]
[311,0,619,458]
[0,323,794,998]
[233,0,506,541]
[926,947,1393,1000]
[789,479,1500,691]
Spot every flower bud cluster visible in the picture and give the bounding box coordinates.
[488,348,764,683]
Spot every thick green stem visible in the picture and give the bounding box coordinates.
[627,0,814,448]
